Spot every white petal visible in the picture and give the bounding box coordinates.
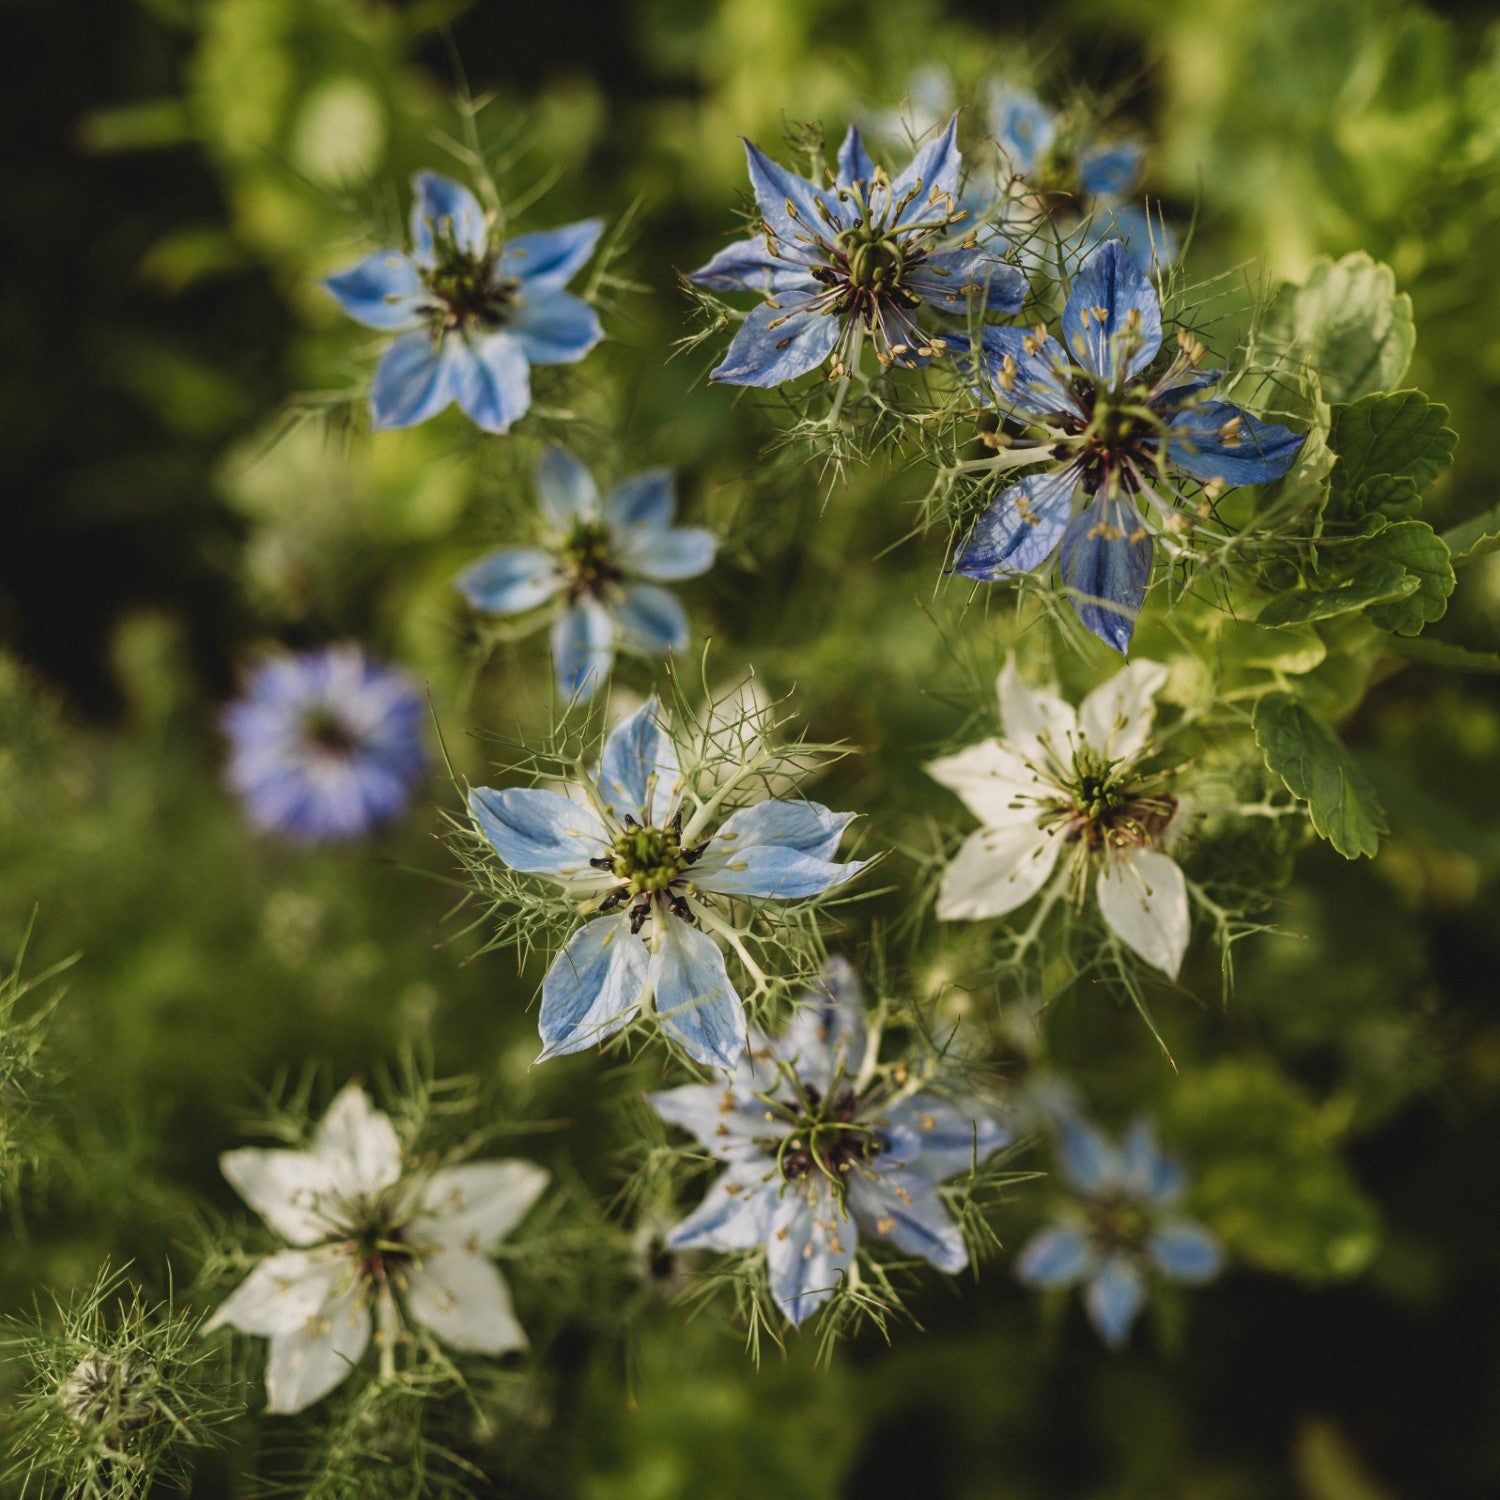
[416,1161,550,1254]
[405,1250,527,1354]
[937,823,1063,921]
[1077,660,1169,761]
[206,1250,342,1336]
[925,739,1044,828]
[997,657,1077,767]
[219,1149,336,1246]
[264,1280,371,1414]
[311,1085,403,1197]
[1096,848,1191,977]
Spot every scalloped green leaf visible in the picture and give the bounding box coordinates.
[1257,561,1418,626]
[1327,391,1457,521]
[1360,520,1455,635]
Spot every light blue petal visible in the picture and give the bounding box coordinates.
[511,288,603,367]
[889,1094,1011,1182]
[598,698,681,825]
[1015,1225,1099,1287]
[1086,1255,1147,1348]
[976,325,1079,421]
[448,333,532,434]
[710,800,856,861]
[665,1170,778,1251]
[767,1177,855,1326]
[551,599,615,699]
[370,330,453,429]
[499,218,604,292]
[1148,1222,1221,1283]
[692,845,865,900]
[1167,401,1304,486]
[689,236,805,294]
[468,785,608,877]
[836,122,876,187]
[1120,1119,1182,1203]
[952,465,1078,579]
[907,247,1026,314]
[613,584,689,656]
[537,915,649,1060]
[992,90,1058,176]
[1091,202,1176,272]
[604,470,675,530]
[1057,1118,1121,1195]
[850,1166,967,1272]
[649,917,748,1071]
[618,527,717,582]
[323,251,425,331]
[535,446,600,528]
[709,301,840,387]
[740,139,837,264]
[648,1083,782,1161]
[456,546,563,616]
[777,957,866,1093]
[1062,239,1163,384]
[1060,497,1153,655]
[886,113,961,228]
[1079,141,1145,199]
[409,172,489,263]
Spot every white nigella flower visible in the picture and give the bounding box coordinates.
[926,656,1191,977]
[207,1085,548,1415]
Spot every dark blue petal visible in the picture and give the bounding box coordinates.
[1167,401,1304,486]
[1079,141,1145,198]
[613,583,689,655]
[604,470,674,530]
[1152,367,1221,413]
[1059,497,1153,654]
[1015,1225,1099,1287]
[456,547,563,616]
[447,334,532,434]
[1149,1222,1221,1282]
[649,918,747,1071]
[836,122,875,188]
[617,526,717,582]
[740,139,839,263]
[887,112,962,228]
[511,288,603,366]
[537,915,649,1060]
[535,447,600,528]
[1062,239,1162,384]
[952,466,1078,579]
[991,89,1058,176]
[323,251,425,331]
[709,301,840,387]
[499,219,604,292]
[467,786,608,877]
[975,325,1079,420]
[551,600,615,699]
[1085,1255,1147,1348]
[688,236,801,293]
[907,247,1027,315]
[599,698,680,825]
[409,172,489,263]
[370,330,454,429]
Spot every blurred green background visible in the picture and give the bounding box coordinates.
[4,0,1500,1495]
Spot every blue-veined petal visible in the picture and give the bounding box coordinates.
[649,916,747,1071]
[836,122,875,188]
[1059,496,1153,654]
[618,526,717,582]
[323,251,425,330]
[1085,1254,1147,1348]
[613,583,689,655]
[906,247,1026,315]
[1058,1117,1122,1195]
[777,956,865,1093]
[712,799,857,861]
[975,325,1079,421]
[467,785,609,878]
[886,112,961,228]
[953,465,1079,580]
[1079,141,1145,198]
[551,599,615,699]
[767,1177,855,1326]
[537,915,649,1060]
[456,547,564,616]
[370,330,454,429]
[991,88,1058,176]
[1062,239,1162,384]
[499,218,604,292]
[511,288,603,366]
[535,446,600,529]
[692,845,864,900]
[1152,367,1221,414]
[648,1082,786,1161]
[1148,1221,1221,1282]
[448,333,532,434]
[1016,1224,1099,1286]
[688,235,804,293]
[889,1093,1011,1182]
[741,139,839,262]
[1167,401,1304,486]
[598,698,681,824]
[665,1169,778,1251]
[604,470,674,530]
[709,301,840,387]
[409,172,489,264]
[850,1165,967,1272]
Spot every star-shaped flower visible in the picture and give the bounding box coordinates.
[456,447,717,700]
[207,1086,547,1414]
[952,238,1304,652]
[691,116,1026,385]
[324,172,603,433]
[926,656,1192,977]
[652,958,1009,1325]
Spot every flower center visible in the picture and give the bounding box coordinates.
[1088,1195,1150,1251]
[302,706,359,758]
[1050,750,1177,852]
[841,226,906,292]
[345,1194,418,1286]
[610,823,687,894]
[773,1085,882,1185]
[420,233,518,333]
[562,521,623,600]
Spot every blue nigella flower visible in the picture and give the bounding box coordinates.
[468,699,867,1071]
[324,172,604,433]
[456,447,717,701]
[224,646,426,841]
[690,115,1026,385]
[1015,1114,1221,1348]
[952,238,1305,652]
[652,959,1009,1326]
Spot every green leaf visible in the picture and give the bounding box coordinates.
[1342,472,1423,522]
[1256,561,1418,626]
[1439,501,1500,562]
[1252,692,1388,858]
[1328,390,1457,502]
[1359,520,1455,635]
